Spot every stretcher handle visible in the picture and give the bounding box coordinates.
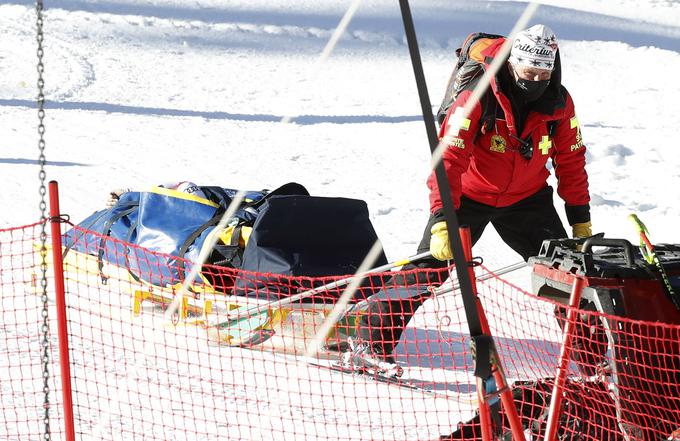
[581,238,635,268]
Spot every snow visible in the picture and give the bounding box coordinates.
[2,0,680,267]
[1,0,679,440]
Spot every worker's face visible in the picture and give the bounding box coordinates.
[510,63,552,82]
[508,62,552,102]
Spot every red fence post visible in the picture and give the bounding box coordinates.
[459,228,494,440]
[543,276,585,441]
[459,227,526,441]
[48,180,76,441]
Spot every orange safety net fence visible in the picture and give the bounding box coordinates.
[1,222,678,440]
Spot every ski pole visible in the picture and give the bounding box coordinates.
[628,214,680,309]
[432,260,527,297]
[212,251,432,331]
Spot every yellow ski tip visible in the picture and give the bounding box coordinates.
[628,213,647,233]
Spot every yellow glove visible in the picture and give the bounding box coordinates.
[430,221,452,261]
[571,221,592,238]
[218,225,253,248]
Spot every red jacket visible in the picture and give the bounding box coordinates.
[429,39,590,223]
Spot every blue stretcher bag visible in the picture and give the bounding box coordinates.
[63,182,387,301]
[63,184,268,286]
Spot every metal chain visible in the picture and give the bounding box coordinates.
[35,1,51,440]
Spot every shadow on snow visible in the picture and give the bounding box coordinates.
[0,99,421,125]
[6,0,680,51]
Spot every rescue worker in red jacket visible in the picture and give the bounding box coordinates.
[346,24,593,376]
[429,24,590,262]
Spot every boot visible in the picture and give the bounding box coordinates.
[341,337,403,378]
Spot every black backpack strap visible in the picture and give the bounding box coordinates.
[456,75,498,141]
[178,211,224,258]
[96,205,139,284]
[479,87,498,137]
[176,211,225,278]
[229,226,241,246]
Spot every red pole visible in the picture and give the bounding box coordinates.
[459,228,494,441]
[48,181,76,441]
[459,227,526,441]
[543,276,585,441]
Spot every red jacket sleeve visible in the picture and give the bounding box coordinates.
[428,90,483,213]
[551,93,591,223]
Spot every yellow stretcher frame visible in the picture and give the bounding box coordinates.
[34,244,359,352]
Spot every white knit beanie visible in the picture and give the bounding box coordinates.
[509,24,558,70]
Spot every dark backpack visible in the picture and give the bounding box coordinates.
[436,32,503,129]
[436,32,559,142]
